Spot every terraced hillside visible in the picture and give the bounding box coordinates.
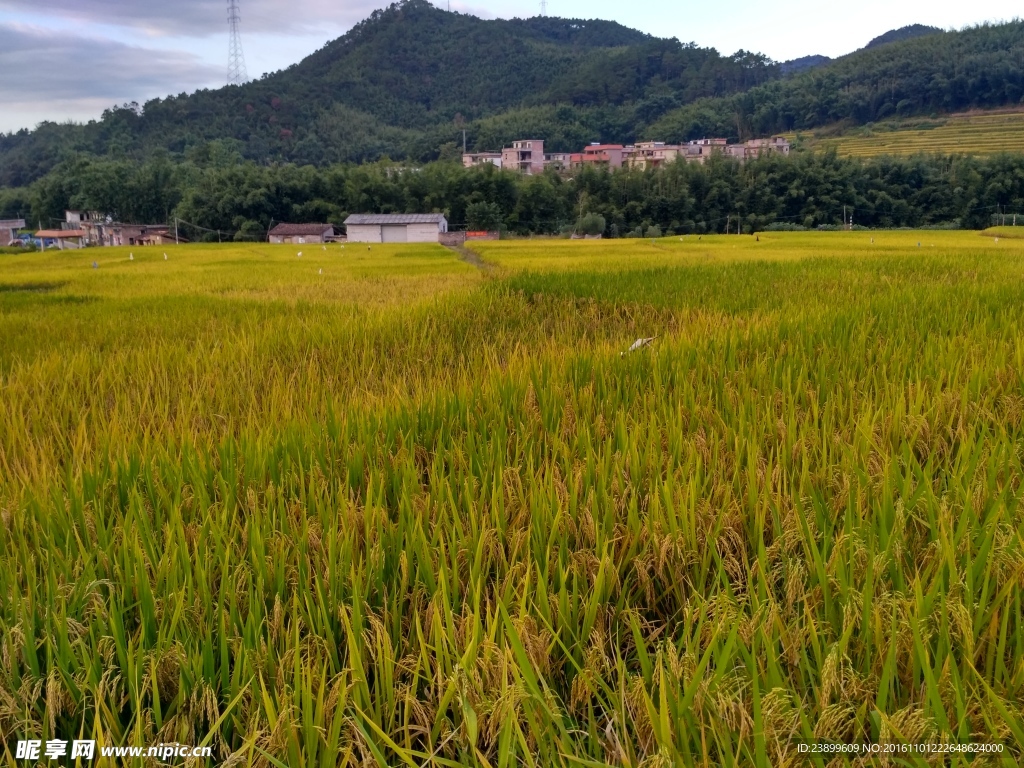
[789,110,1024,157]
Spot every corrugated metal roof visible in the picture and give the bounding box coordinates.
[269,222,334,236]
[344,214,446,225]
[35,229,86,238]
[0,219,26,229]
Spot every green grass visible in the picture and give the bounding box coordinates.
[787,109,1024,157]
[2,233,1024,766]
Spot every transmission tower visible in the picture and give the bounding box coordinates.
[227,0,249,86]
[540,0,547,15]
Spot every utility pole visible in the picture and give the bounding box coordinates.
[462,130,466,154]
[174,216,179,244]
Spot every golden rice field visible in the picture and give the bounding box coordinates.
[788,110,1024,157]
[3,232,1024,766]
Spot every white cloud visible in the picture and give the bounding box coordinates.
[0,23,221,131]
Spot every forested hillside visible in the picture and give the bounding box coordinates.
[652,21,1024,141]
[2,4,1023,194]
[0,0,776,187]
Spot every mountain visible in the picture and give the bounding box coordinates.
[1,7,1022,190]
[864,23,942,49]
[650,21,1024,142]
[779,24,945,77]
[0,0,777,187]
[780,55,831,76]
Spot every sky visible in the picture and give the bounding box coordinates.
[0,0,1020,133]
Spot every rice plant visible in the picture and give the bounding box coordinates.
[2,235,1023,766]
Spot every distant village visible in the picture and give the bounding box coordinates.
[2,135,791,249]
[462,136,791,173]
[2,211,183,250]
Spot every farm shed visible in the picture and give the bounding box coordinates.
[268,223,335,244]
[344,214,448,243]
[34,229,86,249]
[1,218,25,245]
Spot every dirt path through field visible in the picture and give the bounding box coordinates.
[445,244,495,273]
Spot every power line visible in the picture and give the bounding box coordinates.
[227,0,249,86]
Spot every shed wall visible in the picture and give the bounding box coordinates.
[346,224,382,243]
[406,223,441,242]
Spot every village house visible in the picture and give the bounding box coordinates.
[1,218,25,245]
[344,213,448,243]
[501,140,546,175]
[684,138,728,163]
[462,152,502,169]
[742,136,791,158]
[131,227,181,245]
[544,152,572,170]
[628,142,685,170]
[573,144,627,169]
[63,211,177,246]
[268,223,335,244]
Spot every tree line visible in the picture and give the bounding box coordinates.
[4,146,1024,239]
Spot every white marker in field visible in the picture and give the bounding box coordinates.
[318,268,323,274]
[164,253,168,260]
[297,251,302,257]
[621,336,657,356]
[129,253,133,261]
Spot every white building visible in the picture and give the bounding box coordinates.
[344,214,448,243]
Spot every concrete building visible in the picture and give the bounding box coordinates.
[685,136,791,163]
[684,138,728,163]
[268,223,335,244]
[1,218,25,245]
[64,211,176,246]
[462,152,503,169]
[725,144,748,161]
[628,142,684,170]
[65,210,108,245]
[544,152,572,170]
[502,140,545,175]
[344,213,448,243]
[574,144,626,169]
[741,136,791,158]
